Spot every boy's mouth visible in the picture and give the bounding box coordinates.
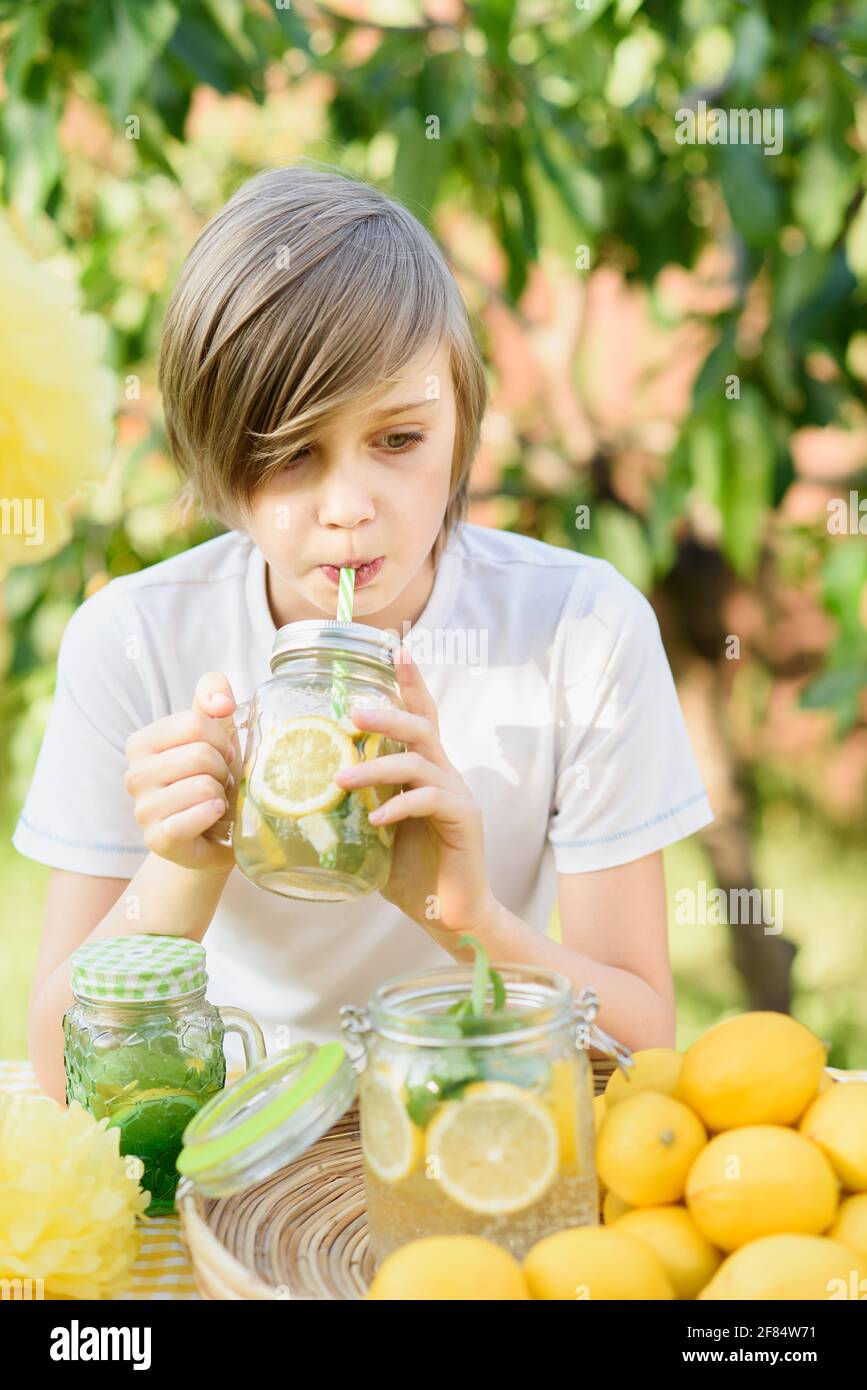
[319,556,384,589]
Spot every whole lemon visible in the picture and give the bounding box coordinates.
[799,1082,867,1191]
[366,1236,529,1300]
[698,1234,866,1300]
[605,1048,683,1108]
[685,1125,839,1252]
[828,1194,867,1262]
[596,1091,707,1206]
[612,1206,722,1300]
[678,1012,826,1131]
[524,1226,674,1300]
[602,1189,633,1225]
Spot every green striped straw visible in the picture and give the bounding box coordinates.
[320,566,356,869]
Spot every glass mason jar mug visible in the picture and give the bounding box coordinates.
[210,621,406,903]
[341,965,633,1263]
[63,935,266,1216]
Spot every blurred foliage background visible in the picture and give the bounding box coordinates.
[1,0,866,1064]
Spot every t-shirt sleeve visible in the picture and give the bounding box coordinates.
[547,564,713,873]
[12,588,154,878]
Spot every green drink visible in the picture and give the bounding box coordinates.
[63,936,266,1215]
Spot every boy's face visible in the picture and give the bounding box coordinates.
[244,338,457,628]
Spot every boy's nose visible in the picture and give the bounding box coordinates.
[316,461,376,529]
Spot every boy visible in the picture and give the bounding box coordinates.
[16,167,713,1100]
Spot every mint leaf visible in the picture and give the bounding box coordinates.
[490,967,506,1011]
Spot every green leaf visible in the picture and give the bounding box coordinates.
[4,5,48,92]
[728,9,773,91]
[1,74,63,217]
[473,0,513,61]
[457,933,490,1015]
[530,114,606,234]
[719,388,776,577]
[585,505,654,594]
[800,666,867,710]
[201,0,256,65]
[167,11,252,93]
[845,196,867,284]
[716,144,782,250]
[490,967,506,1012]
[273,3,312,55]
[87,0,179,124]
[691,318,738,411]
[793,140,860,252]
[392,107,449,224]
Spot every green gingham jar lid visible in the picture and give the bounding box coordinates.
[69,935,208,1003]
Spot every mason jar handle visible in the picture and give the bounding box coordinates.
[204,700,252,847]
[339,1004,372,1072]
[217,1005,267,1070]
[572,987,634,1077]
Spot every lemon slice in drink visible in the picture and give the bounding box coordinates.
[425,1081,559,1215]
[361,1074,423,1183]
[357,733,395,813]
[297,812,339,854]
[337,714,366,742]
[249,716,359,818]
[108,1088,203,1154]
[547,1058,579,1169]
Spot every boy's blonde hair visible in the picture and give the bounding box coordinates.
[159,165,488,563]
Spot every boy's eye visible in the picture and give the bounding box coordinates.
[279,430,425,472]
[281,447,310,471]
[378,430,426,452]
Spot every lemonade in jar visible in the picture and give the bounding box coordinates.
[342,945,633,1263]
[211,620,405,902]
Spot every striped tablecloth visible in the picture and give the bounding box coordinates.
[0,1059,242,1302]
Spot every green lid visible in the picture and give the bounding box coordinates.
[70,935,208,1003]
[176,1042,357,1196]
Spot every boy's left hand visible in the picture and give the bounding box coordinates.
[332,646,499,939]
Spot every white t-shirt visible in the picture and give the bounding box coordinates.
[14,523,713,1065]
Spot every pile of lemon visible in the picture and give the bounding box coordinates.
[367,1012,867,1300]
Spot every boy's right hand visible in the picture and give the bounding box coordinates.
[123,672,240,874]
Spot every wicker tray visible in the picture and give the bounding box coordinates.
[176,1058,616,1300]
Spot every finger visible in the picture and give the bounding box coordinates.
[334,751,454,793]
[144,798,228,855]
[126,709,234,764]
[124,742,232,798]
[348,705,447,767]
[391,644,440,730]
[366,785,470,827]
[135,774,228,829]
[193,671,236,719]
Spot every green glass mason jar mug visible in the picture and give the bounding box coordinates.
[209,620,406,903]
[63,935,266,1215]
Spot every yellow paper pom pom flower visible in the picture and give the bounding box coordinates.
[0,1095,151,1300]
[0,217,116,567]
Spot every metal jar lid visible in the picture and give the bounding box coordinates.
[70,935,208,1004]
[270,620,400,673]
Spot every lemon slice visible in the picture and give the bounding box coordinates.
[547,1058,579,1169]
[249,716,359,818]
[238,782,288,870]
[357,732,398,815]
[297,812,339,854]
[425,1081,559,1215]
[361,1074,423,1183]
